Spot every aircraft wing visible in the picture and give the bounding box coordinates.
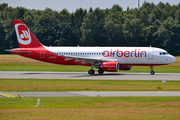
[59,55,117,64]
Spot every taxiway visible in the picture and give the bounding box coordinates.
[0,91,180,97]
[0,71,180,80]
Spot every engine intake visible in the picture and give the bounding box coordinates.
[102,62,119,72]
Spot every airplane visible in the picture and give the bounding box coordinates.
[8,20,176,75]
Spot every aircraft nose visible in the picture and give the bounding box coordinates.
[170,56,176,64]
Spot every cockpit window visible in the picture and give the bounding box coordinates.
[159,52,169,55]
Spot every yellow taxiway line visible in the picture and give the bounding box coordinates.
[0,92,24,98]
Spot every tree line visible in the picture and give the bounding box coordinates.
[0,2,180,55]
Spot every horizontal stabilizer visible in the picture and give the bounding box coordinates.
[5,49,32,53]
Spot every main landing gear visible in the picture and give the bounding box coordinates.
[88,68,104,75]
[98,68,104,75]
[88,69,95,75]
[88,65,104,75]
[150,66,155,75]
[88,65,95,75]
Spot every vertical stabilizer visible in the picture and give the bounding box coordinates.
[13,20,42,48]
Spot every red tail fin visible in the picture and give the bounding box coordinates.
[13,20,42,48]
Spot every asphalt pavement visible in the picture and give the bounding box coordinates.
[0,71,180,80]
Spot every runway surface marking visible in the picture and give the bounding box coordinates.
[1,91,178,97]
[0,71,180,80]
[0,92,24,98]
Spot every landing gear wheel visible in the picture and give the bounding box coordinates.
[88,69,95,75]
[150,71,155,75]
[150,66,155,75]
[98,69,104,75]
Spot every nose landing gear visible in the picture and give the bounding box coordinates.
[150,66,155,75]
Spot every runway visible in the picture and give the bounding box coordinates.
[0,71,180,98]
[1,91,180,97]
[0,71,180,80]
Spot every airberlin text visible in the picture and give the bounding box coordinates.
[103,49,146,58]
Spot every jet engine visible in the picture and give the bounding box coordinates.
[101,61,119,72]
[119,65,132,70]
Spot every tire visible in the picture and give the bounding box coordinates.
[98,69,104,75]
[88,69,95,75]
[150,71,155,75]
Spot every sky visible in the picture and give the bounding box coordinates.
[1,0,180,12]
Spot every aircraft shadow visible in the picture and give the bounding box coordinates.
[21,72,171,78]
[23,72,149,75]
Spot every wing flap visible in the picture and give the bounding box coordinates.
[59,54,117,64]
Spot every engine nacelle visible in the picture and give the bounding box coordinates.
[119,65,132,70]
[102,62,119,72]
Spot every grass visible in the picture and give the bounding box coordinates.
[0,54,180,73]
[0,79,180,91]
[0,97,180,120]
[1,55,180,119]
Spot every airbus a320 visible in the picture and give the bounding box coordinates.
[8,20,176,75]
